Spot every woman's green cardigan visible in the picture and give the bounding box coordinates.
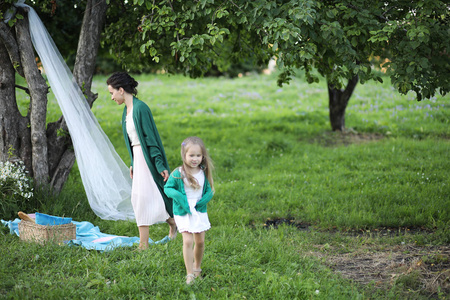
[122,97,173,217]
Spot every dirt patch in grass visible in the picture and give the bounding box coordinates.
[261,218,449,298]
[309,130,385,147]
[311,244,449,298]
[263,217,311,230]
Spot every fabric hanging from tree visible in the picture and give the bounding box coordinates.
[15,3,134,221]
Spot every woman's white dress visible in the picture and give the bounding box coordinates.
[174,170,211,233]
[126,108,169,226]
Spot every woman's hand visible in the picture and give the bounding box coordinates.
[161,170,169,182]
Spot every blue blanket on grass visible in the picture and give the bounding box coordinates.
[1,218,170,251]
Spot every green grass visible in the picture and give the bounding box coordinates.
[2,72,449,299]
[90,72,450,228]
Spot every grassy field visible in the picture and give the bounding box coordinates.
[2,71,449,299]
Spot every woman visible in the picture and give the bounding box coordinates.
[107,72,177,250]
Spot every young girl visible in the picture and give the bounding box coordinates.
[164,136,215,284]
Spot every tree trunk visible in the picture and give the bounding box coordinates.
[16,14,50,186]
[327,75,359,131]
[47,0,108,192]
[0,22,24,77]
[46,117,74,192]
[73,0,108,107]
[0,38,31,169]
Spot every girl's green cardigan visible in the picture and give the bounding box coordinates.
[164,168,214,216]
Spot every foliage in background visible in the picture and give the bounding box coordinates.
[105,0,449,100]
[7,0,122,73]
[1,0,82,67]
[102,0,264,76]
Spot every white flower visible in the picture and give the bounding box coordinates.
[0,160,33,199]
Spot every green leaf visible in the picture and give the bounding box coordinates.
[326,10,335,19]
[140,44,146,54]
[410,41,421,49]
[272,42,278,51]
[419,58,429,69]
[406,65,415,74]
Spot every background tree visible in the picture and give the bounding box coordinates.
[0,0,107,191]
[104,0,449,131]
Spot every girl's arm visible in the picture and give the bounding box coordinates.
[195,180,214,210]
[164,175,191,214]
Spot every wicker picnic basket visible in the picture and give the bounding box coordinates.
[18,220,76,245]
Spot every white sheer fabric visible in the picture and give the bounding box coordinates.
[16,4,134,221]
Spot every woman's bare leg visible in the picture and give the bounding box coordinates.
[138,225,149,250]
[166,217,177,239]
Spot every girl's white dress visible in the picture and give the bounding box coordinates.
[174,170,211,233]
[126,108,169,226]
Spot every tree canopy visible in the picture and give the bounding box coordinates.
[104,0,449,101]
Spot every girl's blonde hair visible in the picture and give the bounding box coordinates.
[180,136,214,191]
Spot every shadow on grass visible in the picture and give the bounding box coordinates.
[306,130,385,147]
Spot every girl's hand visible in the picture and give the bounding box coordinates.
[130,166,133,179]
[161,170,169,182]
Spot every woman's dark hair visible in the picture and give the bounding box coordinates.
[106,72,138,95]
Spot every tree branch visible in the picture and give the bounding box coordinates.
[228,0,244,12]
[15,84,30,94]
[166,0,180,42]
[0,22,24,77]
[343,74,359,99]
[210,2,225,25]
[347,3,407,32]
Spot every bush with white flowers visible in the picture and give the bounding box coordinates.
[0,160,34,219]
